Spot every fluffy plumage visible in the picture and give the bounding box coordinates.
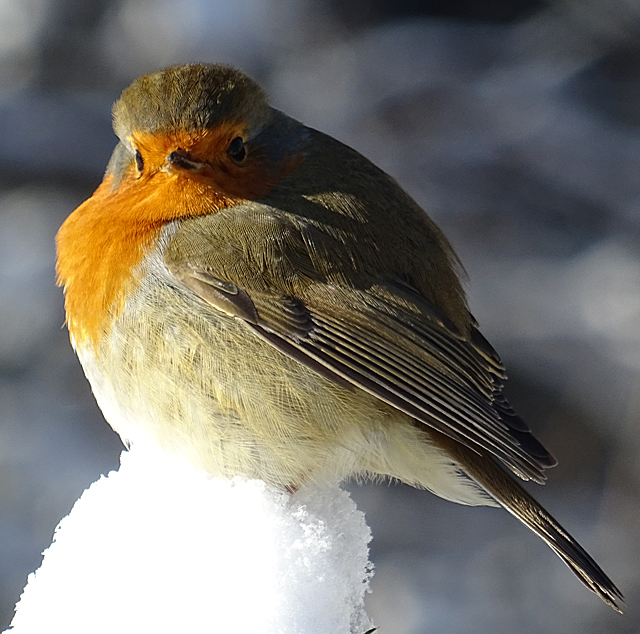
[56,63,623,611]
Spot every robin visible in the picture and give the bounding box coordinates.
[56,63,622,610]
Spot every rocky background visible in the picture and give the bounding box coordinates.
[1,0,639,632]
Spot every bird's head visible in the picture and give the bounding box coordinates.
[105,63,308,217]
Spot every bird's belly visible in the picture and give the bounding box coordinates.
[75,274,385,486]
[76,266,486,503]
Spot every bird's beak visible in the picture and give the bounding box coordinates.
[165,149,209,175]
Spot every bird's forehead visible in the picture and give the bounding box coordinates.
[129,121,248,161]
[112,63,271,140]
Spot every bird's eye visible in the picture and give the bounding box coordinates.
[227,137,246,162]
[135,149,144,173]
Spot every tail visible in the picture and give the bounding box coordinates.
[431,432,624,612]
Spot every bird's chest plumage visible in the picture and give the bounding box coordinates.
[73,227,397,486]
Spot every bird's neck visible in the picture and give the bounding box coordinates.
[56,176,163,351]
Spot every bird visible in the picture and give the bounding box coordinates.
[56,63,622,611]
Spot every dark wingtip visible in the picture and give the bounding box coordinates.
[580,568,625,613]
[492,392,558,472]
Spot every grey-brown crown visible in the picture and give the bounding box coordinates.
[112,63,271,140]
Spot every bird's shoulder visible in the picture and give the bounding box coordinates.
[165,127,472,335]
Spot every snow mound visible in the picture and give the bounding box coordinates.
[6,446,374,634]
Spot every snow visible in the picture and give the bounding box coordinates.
[5,446,374,634]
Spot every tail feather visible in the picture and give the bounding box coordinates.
[431,431,624,612]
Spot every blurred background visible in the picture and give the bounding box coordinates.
[1,0,639,632]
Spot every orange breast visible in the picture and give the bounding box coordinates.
[55,169,241,350]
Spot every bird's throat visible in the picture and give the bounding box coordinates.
[55,172,238,350]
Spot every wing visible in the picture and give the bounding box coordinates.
[164,204,556,484]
